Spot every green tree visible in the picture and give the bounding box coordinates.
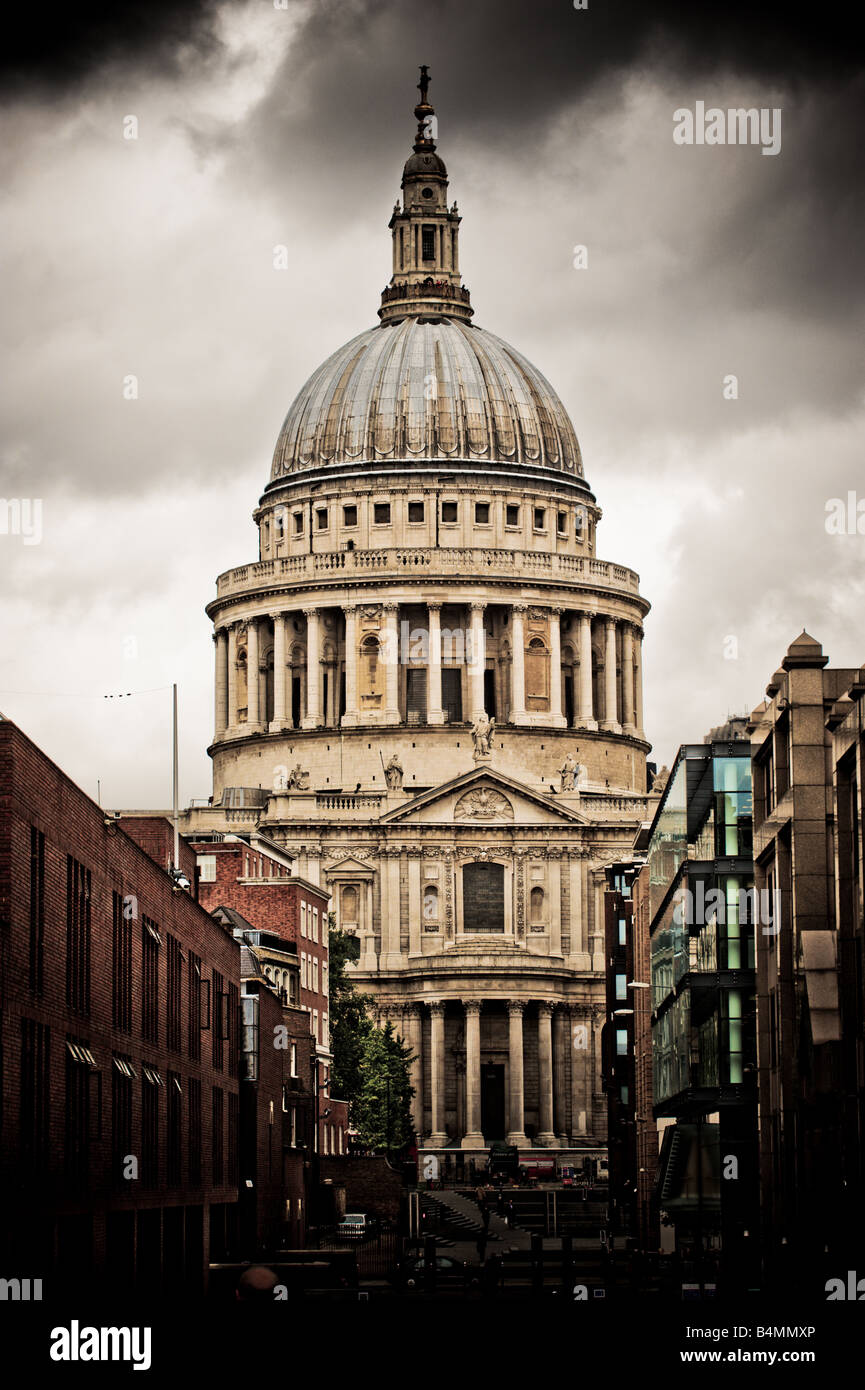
[328,922,373,1100]
[353,1022,415,1155]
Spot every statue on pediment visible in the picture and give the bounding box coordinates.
[384,753,404,790]
[471,711,495,759]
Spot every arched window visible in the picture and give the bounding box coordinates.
[525,636,549,709]
[422,885,439,923]
[341,885,358,924]
[362,634,379,682]
[530,886,545,925]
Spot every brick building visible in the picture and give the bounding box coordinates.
[0,717,242,1299]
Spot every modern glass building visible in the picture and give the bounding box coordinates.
[643,725,759,1293]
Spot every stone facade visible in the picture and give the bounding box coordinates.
[181,71,656,1157]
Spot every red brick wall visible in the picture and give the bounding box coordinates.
[0,719,241,1292]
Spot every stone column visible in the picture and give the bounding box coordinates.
[622,622,637,736]
[536,1002,556,1146]
[302,607,322,729]
[383,603,400,723]
[407,851,422,957]
[510,604,528,725]
[429,1001,448,1146]
[226,623,239,731]
[577,611,598,730]
[548,854,562,956]
[506,1000,528,1145]
[570,1006,589,1138]
[427,601,444,724]
[468,601,486,721]
[634,626,645,739]
[569,853,585,959]
[602,617,622,733]
[461,1000,484,1148]
[553,1007,569,1139]
[405,1004,424,1139]
[380,849,403,971]
[270,612,287,731]
[342,604,358,728]
[214,627,228,738]
[246,617,261,728]
[548,607,566,727]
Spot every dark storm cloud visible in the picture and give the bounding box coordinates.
[0,0,229,92]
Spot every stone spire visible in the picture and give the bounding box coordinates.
[379,66,473,325]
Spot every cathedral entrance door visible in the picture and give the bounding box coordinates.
[481,1063,506,1141]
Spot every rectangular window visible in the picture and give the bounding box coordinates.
[188,1076,202,1185]
[312,1010,319,1043]
[474,502,490,524]
[301,952,307,989]
[615,1028,628,1056]
[574,507,585,539]
[166,1072,182,1186]
[290,1042,298,1078]
[506,504,520,527]
[342,504,358,528]
[212,970,225,1070]
[111,1056,134,1186]
[112,892,133,1033]
[292,511,303,534]
[322,1013,328,1046]
[227,981,239,1080]
[141,1069,161,1186]
[29,827,45,995]
[228,1091,239,1185]
[615,974,628,1001]
[66,856,91,1015]
[65,1039,94,1185]
[312,957,319,992]
[373,502,391,525]
[166,934,183,1053]
[557,510,567,535]
[533,507,546,531]
[408,500,425,523]
[20,1018,50,1171]
[142,918,160,1044]
[188,952,202,1061]
[422,225,436,260]
[316,507,328,530]
[312,907,319,942]
[441,500,458,524]
[212,1086,224,1185]
[618,917,627,947]
[300,902,306,937]
[197,854,216,882]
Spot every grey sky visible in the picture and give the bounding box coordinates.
[1,0,863,806]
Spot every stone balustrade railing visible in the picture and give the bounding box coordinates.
[215,548,640,598]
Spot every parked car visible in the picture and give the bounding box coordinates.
[336,1212,378,1241]
[396,1253,481,1290]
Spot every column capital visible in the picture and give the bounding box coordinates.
[463,999,482,1018]
[548,604,564,617]
[538,1000,557,1019]
[428,999,446,1017]
[512,602,528,615]
[427,599,443,613]
[506,999,526,1017]
[604,614,618,629]
[382,601,399,614]
[343,601,357,616]
[581,608,596,621]
[303,605,319,620]
[268,610,284,623]
[469,600,486,613]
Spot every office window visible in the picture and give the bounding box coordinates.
[212,1086,224,1184]
[141,1066,163,1187]
[66,856,91,1015]
[316,507,328,530]
[20,1018,50,1171]
[227,981,239,1080]
[505,504,519,527]
[111,1056,134,1186]
[228,1092,239,1185]
[615,974,628,1002]
[441,500,458,524]
[212,970,225,1070]
[290,1042,298,1078]
[29,827,45,995]
[290,1107,297,1147]
[533,507,546,530]
[322,1013,328,1047]
[312,957,319,992]
[342,504,358,527]
[408,500,424,523]
[618,917,627,947]
[188,1077,202,1185]
[312,1010,319,1043]
[620,1085,629,1105]
[66,1038,96,1185]
[312,907,319,942]
[142,918,160,1044]
[166,935,183,1053]
[615,1029,628,1056]
[112,892,133,1033]
[188,951,202,1061]
[301,952,307,989]
[373,502,391,525]
[166,1072,182,1186]
[474,502,490,524]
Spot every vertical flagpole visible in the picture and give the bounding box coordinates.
[172,682,179,871]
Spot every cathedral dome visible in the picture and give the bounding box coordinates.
[269,317,584,481]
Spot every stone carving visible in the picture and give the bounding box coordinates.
[384,754,403,790]
[286,764,310,790]
[650,765,670,794]
[471,711,495,758]
[359,604,382,621]
[454,788,514,821]
[560,752,581,792]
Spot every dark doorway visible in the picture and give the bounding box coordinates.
[564,673,574,727]
[322,672,329,726]
[463,861,505,933]
[481,1064,506,1140]
[291,675,302,728]
[483,667,497,720]
[339,670,346,720]
[406,668,427,723]
[441,668,463,723]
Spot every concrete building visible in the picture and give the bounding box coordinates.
[180,69,656,1162]
[748,632,865,1289]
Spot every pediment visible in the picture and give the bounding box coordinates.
[378,767,588,827]
[324,855,376,879]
